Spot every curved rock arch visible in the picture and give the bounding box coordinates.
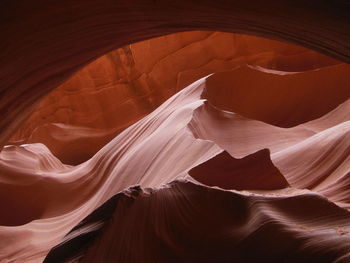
[1,0,350,147]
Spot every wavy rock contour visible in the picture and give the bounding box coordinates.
[1,53,350,261]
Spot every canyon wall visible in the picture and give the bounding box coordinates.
[1,0,350,147]
[1,1,350,262]
[9,32,340,164]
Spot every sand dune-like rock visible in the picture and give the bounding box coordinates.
[189,149,289,190]
[45,180,350,263]
[22,124,121,165]
[9,32,340,164]
[0,77,218,262]
[1,0,350,262]
[1,59,350,261]
[205,64,350,127]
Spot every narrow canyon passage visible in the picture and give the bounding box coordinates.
[1,30,350,263]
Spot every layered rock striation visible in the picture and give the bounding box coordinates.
[1,33,350,261]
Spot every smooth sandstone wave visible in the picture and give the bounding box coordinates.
[45,180,350,263]
[2,1,350,262]
[9,32,340,165]
[1,58,350,261]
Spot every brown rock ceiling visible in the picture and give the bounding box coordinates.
[1,0,350,148]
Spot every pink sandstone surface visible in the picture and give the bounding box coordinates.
[1,9,350,261]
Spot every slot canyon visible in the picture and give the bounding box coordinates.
[1,1,350,262]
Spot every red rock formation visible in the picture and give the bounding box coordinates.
[1,46,350,261]
[10,32,340,164]
[205,64,350,127]
[1,0,350,148]
[189,149,289,190]
[45,181,350,263]
[1,1,350,261]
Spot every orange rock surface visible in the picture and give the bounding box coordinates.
[1,27,350,262]
[9,32,340,164]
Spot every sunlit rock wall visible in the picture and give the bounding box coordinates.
[9,32,339,164]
